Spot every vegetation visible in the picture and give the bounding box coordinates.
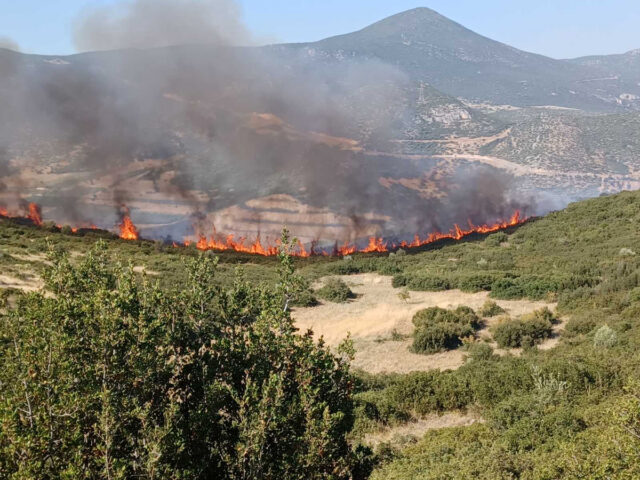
[412,306,481,354]
[0,234,369,479]
[491,308,555,348]
[317,277,356,303]
[6,189,640,478]
[479,299,505,317]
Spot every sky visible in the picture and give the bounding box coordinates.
[0,0,638,59]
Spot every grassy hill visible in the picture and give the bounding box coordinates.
[3,190,640,478]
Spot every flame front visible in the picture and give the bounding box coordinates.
[1,202,526,256]
[0,202,42,226]
[119,214,139,240]
[187,210,526,257]
[27,203,43,226]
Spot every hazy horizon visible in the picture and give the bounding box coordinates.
[0,0,638,59]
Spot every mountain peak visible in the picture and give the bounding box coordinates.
[359,7,466,36]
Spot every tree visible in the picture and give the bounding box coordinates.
[0,234,364,479]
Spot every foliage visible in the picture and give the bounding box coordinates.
[464,342,498,363]
[479,299,505,317]
[484,231,508,247]
[0,236,364,479]
[593,325,618,348]
[316,277,355,303]
[492,309,554,348]
[412,306,481,354]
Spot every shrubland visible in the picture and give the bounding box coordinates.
[0,234,371,479]
[4,190,640,477]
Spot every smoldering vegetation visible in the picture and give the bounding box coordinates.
[0,0,533,243]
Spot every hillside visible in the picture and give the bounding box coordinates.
[3,189,640,478]
[283,7,640,111]
[2,8,640,244]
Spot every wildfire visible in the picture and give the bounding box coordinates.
[0,202,43,226]
[27,203,43,226]
[119,212,140,241]
[187,210,526,257]
[1,201,526,257]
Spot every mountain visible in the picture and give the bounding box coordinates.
[1,8,640,243]
[275,7,640,111]
[569,48,640,103]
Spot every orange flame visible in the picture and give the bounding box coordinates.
[119,214,139,240]
[0,202,44,226]
[185,211,526,257]
[27,203,43,226]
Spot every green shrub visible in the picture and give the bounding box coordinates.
[392,273,452,291]
[292,288,318,307]
[0,239,359,479]
[491,275,595,300]
[593,325,617,348]
[385,371,473,414]
[629,286,640,303]
[465,342,498,362]
[458,273,501,292]
[565,315,597,336]
[317,277,355,303]
[391,273,407,288]
[412,306,480,330]
[354,390,411,426]
[479,300,505,317]
[484,231,508,247]
[492,309,554,348]
[490,278,524,299]
[412,306,480,353]
[407,275,451,291]
[413,322,474,353]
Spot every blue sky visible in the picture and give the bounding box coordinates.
[1,0,639,58]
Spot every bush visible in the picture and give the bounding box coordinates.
[408,275,451,291]
[593,325,617,348]
[565,315,597,336]
[479,300,505,317]
[484,231,508,247]
[413,322,474,354]
[492,309,555,348]
[465,342,498,362]
[385,371,473,414]
[490,278,524,299]
[629,286,640,303]
[392,274,451,291]
[292,288,319,307]
[412,306,480,353]
[412,306,480,330]
[458,273,501,292]
[0,238,359,479]
[391,274,407,288]
[317,277,355,302]
[491,275,595,300]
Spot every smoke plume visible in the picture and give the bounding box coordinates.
[0,37,20,52]
[74,0,253,51]
[0,0,531,245]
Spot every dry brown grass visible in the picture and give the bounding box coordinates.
[293,273,556,374]
[364,411,483,446]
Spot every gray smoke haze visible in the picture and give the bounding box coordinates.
[0,37,20,52]
[0,0,530,244]
[74,0,253,52]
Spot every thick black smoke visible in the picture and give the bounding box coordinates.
[0,0,530,243]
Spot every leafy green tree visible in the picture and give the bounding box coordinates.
[0,233,364,479]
